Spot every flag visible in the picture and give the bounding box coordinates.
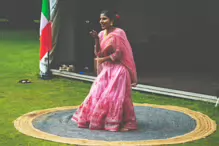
[39,0,52,79]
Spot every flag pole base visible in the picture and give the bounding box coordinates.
[40,71,53,80]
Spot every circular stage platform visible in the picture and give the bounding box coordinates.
[14,103,216,146]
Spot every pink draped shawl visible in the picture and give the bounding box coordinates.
[97,28,137,84]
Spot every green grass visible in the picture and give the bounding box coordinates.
[0,29,218,146]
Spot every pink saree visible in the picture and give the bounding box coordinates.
[72,28,138,132]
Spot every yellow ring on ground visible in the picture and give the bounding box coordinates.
[14,103,217,146]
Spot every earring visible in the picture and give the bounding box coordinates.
[110,23,113,26]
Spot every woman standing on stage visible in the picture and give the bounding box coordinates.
[72,10,138,132]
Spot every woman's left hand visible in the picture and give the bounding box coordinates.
[95,57,105,65]
[131,83,137,87]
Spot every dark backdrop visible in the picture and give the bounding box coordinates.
[0,0,41,28]
[1,0,219,73]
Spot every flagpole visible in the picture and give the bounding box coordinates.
[46,47,52,79]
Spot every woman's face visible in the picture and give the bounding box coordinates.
[99,14,113,30]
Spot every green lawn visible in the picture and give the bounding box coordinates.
[0,29,218,146]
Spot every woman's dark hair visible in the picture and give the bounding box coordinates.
[100,10,120,26]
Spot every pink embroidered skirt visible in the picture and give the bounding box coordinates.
[72,62,137,132]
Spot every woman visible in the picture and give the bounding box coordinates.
[72,10,138,132]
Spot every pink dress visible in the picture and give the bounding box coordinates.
[72,28,138,132]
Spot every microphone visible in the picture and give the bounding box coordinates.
[85,20,90,24]
[85,20,94,31]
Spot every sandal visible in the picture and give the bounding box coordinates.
[18,79,32,84]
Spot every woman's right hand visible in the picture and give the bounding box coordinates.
[89,30,99,39]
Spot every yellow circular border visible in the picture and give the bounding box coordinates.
[14,103,217,146]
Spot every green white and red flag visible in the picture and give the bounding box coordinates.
[39,0,57,78]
